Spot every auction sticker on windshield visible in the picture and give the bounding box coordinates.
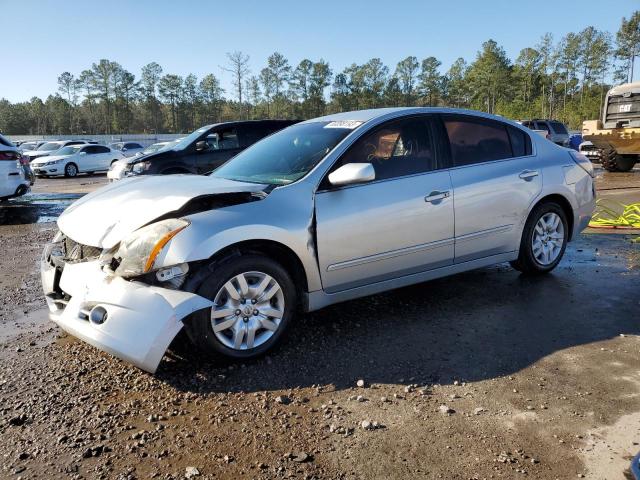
[324,120,363,129]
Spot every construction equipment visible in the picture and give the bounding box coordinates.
[581,81,640,172]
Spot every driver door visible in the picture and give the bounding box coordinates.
[196,127,242,173]
[315,115,454,293]
[76,146,96,172]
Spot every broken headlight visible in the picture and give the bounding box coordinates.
[112,219,189,277]
[131,160,151,174]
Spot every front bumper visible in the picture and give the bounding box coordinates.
[41,243,213,372]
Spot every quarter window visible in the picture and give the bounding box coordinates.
[335,116,437,181]
[507,127,531,157]
[443,116,513,166]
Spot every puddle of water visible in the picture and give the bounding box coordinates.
[0,193,83,225]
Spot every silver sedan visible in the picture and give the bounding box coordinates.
[41,107,596,372]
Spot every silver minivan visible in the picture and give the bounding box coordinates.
[41,108,596,372]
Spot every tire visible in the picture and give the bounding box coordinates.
[184,254,297,360]
[510,201,569,275]
[601,148,636,172]
[64,163,78,178]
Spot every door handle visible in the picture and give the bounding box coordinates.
[519,170,539,180]
[425,190,450,203]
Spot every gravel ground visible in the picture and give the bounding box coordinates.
[0,169,639,479]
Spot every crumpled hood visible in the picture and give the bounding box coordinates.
[58,174,267,248]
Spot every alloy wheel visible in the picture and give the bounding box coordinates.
[532,212,564,265]
[210,271,285,350]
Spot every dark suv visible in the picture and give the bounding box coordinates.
[115,120,298,179]
[521,119,570,147]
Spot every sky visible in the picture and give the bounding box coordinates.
[1,0,637,103]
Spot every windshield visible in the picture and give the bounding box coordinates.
[57,145,82,156]
[37,142,63,151]
[171,126,214,150]
[211,122,354,185]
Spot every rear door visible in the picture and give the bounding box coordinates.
[91,145,112,170]
[442,114,542,263]
[315,115,454,292]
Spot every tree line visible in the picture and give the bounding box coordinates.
[1,11,638,136]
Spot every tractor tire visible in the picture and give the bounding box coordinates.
[601,148,637,172]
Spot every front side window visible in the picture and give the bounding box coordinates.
[334,116,437,181]
[57,145,82,156]
[443,116,512,166]
[205,129,239,151]
[125,142,142,149]
[534,122,550,133]
[212,122,352,185]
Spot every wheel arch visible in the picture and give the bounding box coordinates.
[530,193,575,240]
[183,239,309,302]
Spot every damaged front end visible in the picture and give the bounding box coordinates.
[41,230,213,373]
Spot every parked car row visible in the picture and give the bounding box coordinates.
[41,107,596,373]
[30,144,127,177]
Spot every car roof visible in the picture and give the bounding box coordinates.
[301,107,523,127]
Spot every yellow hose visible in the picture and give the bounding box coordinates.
[589,200,640,242]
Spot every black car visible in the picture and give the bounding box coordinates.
[117,120,298,178]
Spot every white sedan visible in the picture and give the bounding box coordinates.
[31,144,125,177]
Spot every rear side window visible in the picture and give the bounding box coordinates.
[549,121,568,134]
[507,127,532,157]
[443,116,512,166]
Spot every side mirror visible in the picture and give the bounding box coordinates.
[121,147,128,152]
[195,140,209,152]
[328,163,375,187]
[79,151,87,156]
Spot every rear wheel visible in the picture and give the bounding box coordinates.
[184,254,297,360]
[64,163,78,178]
[510,202,569,275]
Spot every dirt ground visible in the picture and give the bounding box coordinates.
[0,169,639,480]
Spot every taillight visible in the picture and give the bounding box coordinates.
[0,151,19,161]
[18,154,29,165]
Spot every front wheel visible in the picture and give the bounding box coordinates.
[510,202,569,274]
[184,254,297,360]
[64,163,78,178]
